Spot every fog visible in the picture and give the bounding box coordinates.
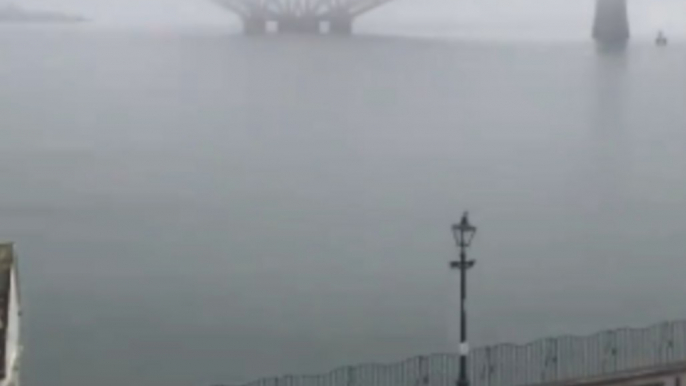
[2,1,686,386]
[13,0,686,38]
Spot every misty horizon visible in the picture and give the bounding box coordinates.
[4,0,686,39]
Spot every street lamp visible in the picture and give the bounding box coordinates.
[450,212,477,386]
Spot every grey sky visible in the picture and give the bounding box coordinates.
[16,0,686,37]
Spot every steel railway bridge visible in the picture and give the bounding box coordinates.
[214,0,631,45]
[213,0,394,34]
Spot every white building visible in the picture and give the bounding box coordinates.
[0,244,21,386]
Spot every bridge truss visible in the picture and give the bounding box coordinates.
[213,0,396,34]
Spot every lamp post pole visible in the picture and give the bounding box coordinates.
[451,212,477,386]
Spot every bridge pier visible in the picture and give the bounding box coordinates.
[244,18,266,35]
[277,17,320,34]
[241,16,352,35]
[329,17,353,35]
[593,0,629,49]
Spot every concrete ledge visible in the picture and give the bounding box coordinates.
[530,361,686,386]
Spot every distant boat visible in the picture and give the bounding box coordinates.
[656,31,668,46]
[0,244,20,386]
[0,3,87,23]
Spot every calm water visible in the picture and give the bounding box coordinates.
[1,27,686,386]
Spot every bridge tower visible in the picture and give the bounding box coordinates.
[593,0,630,48]
[214,0,395,35]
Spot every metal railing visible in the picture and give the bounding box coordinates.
[223,320,686,386]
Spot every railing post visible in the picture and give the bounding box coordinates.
[543,338,558,383]
[661,322,675,364]
[602,330,618,374]
[417,356,429,386]
[482,347,494,386]
[347,366,356,386]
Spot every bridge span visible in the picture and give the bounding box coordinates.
[215,0,631,43]
[213,0,395,35]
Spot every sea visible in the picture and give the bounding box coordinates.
[1,6,686,386]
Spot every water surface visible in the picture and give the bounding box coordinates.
[1,28,685,386]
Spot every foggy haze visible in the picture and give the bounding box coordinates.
[12,0,686,38]
[2,1,686,386]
